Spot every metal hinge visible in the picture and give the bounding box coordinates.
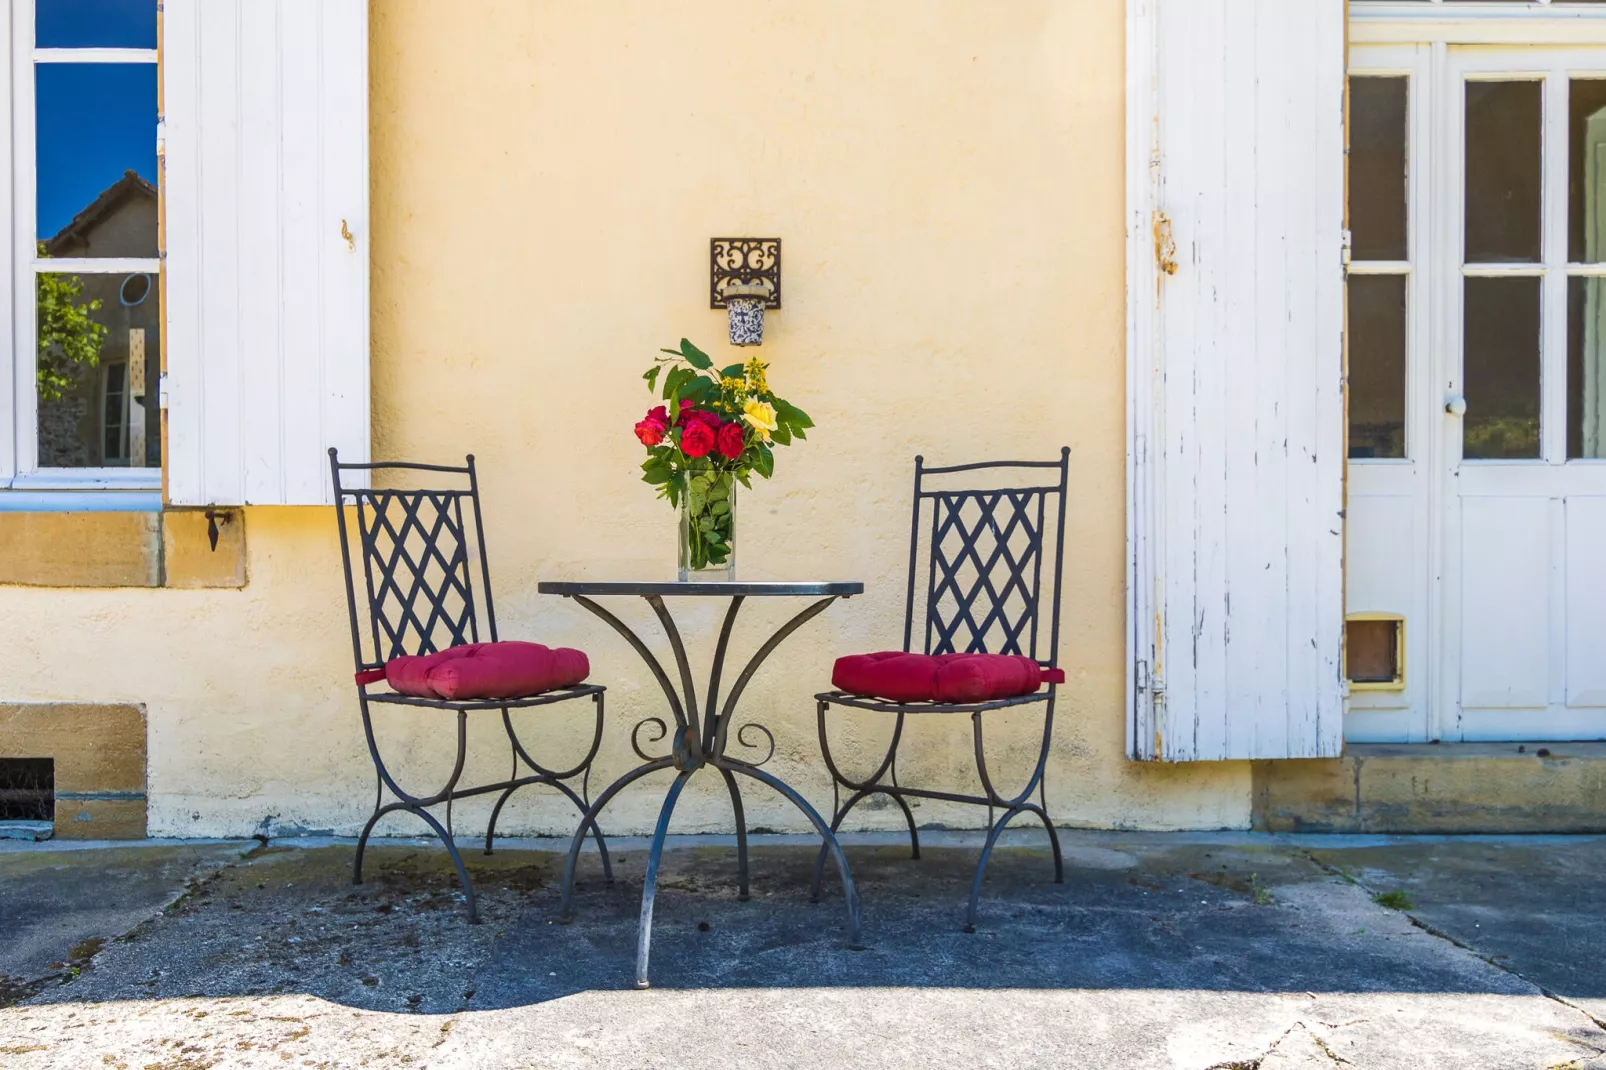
[158,373,170,410]
[1341,228,1353,268]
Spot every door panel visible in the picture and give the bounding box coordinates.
[1566,496,1606,708]
[1458,496,1552,711]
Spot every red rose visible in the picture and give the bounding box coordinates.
[680,420,716,458]
[634,406,668,447]
[715,422,745,461]
[679,400,721,428]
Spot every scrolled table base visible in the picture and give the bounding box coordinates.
[548,590,863,989]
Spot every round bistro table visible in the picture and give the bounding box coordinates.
[537,580,865,988]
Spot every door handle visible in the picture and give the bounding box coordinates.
[1445,394,1467,417]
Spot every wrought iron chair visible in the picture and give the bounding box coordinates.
[329,449,610,921]
[812,448,1069,931]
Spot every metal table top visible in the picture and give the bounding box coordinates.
[538,580,863,598]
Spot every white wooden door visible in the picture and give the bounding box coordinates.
[1442,49,1606,742]
[1347,43,1606,744]
[1126,0,1347,761]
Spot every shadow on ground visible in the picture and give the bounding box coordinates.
[4,834,1606,1068]
[3,835,1599,1013]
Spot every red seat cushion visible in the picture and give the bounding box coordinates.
[382,641,589,701]
[831,651,1063,704]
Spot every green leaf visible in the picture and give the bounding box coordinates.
[710,499,729,516]
[734,469,753,490]
[753,445,774,480]
[662,366,695,403]
[773,398,813,431]
[643,366,662,392]
[681,375,713,405]
[720,363,745,380]
[771,423,792,446]
[678,338,714,370]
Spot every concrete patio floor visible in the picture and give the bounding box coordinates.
[1,830,1603,1069]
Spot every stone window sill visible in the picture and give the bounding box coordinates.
[0,507,245,588]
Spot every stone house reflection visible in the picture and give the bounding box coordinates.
[37,169,159,468]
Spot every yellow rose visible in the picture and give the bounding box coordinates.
[742,399,778,442]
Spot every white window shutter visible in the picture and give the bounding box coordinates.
[163,0,369,506]
[1126,0,1346,761]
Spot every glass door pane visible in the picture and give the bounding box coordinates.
[1465,81,1542,264]
[1464,277,1542,459]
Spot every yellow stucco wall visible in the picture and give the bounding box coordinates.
[0,0,1249,837]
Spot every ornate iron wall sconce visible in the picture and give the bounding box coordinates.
[711,238,780,347]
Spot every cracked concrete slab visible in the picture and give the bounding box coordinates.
[0,841,251,1005]
[1306,837,1606,1029]
[0,833,1602,1068]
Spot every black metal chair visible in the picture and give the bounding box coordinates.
[329,449,610,921]
[812,448,1069,931]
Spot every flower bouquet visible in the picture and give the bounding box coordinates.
[634,338,813,580]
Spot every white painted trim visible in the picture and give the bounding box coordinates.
[1352,3,1606,46]
[0,489,159,511]
[10,468,159,490]
[32,257,160,275]
[0,5,13,484]
[1347,260,1412,275]
[1125,0,1159,761]
[33,48,155,64]
[9,0,163,489]
[12,0,35,477]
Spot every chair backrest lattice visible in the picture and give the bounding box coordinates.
[903,449,1070,669]
[329,451,498,672]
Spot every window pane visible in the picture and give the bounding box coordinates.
[1571,79,1606,263]
[37,64,157,254]
[37,271,160,468]
[36,0,156,49]
[1350,77,1408,262]
[1463,276,1541,460]
[1568,276,1606,459]
[1348,275,1407,459]
[1465,81,1542,264]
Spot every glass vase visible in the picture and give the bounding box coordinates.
[678,469,736,582]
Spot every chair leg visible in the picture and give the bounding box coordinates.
[718,766,751,901]
[484,782,519,856]
[808,784,921,901]
[353,771,385,886]
[406,802,481,923]
[549,775,615,883]
[634,771,693,990]
[963,806,1028,934]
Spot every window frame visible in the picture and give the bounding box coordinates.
[1348,48,1432,466]
[6,0,160,494]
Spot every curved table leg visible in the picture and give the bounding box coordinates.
[718,758,863,950]
[718,766,751,901]
[635,771,693,989]
[558,756,676,922]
